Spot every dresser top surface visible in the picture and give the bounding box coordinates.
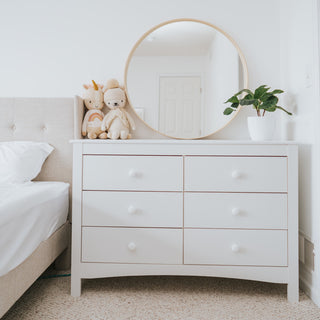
[70,139,297,146]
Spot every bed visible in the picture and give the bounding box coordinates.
[0,97,75,318]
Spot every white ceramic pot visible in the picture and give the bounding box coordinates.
[247,116,275,141]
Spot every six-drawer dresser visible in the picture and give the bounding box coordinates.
[71,140,298,302]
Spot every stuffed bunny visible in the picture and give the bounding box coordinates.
[101,79,136,140]
[82,80,107,139]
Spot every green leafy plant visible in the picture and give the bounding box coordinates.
[223,85,292,117]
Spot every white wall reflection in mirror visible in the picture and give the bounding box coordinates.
[126,20,247,139]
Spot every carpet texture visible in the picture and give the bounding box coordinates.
[2,275,320,320]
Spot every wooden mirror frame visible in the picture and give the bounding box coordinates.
[124,18,249,139]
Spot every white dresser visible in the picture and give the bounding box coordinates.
[71,140,298,302]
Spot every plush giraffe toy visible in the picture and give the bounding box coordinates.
[82,80,107,139]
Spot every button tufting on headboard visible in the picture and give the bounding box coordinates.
[0,98,75,213]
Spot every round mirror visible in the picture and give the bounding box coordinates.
[125,19,248,139]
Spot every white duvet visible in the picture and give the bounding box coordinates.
[0,182,69,276]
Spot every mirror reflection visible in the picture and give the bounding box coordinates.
[126,20,247,139]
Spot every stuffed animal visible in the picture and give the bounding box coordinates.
[82,80,108,139]
[101,79,136,140]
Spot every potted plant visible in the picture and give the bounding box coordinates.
[223,85,292,141]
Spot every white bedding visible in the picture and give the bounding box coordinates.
[0,182,69,276]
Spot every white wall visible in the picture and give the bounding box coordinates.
[0,0,283,139]
[279,0,320,306]
[280,0,317,241]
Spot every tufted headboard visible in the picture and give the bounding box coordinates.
[0,98,75,187]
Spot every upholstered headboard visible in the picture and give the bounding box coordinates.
[0,98,75,186]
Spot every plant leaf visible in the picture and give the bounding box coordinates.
[244,93,254,99]
[223,107,234,115]
[231,102,239,109]
[234,88,254,96]
[239,98,257,105]
[270,89,284,95]
[224,95,239,104]
[260,95,278,108]
[276,106,292,115]
[254,85,270,99]
[260,92,272,102]
[265,106,276,112]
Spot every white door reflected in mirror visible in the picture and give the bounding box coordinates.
[159,76,201,138]
[125,19,248,139]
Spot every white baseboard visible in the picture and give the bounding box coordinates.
[299,262,320,307]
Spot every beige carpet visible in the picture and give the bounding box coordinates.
[2,274,320,320]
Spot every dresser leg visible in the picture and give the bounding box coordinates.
[287,282,299,303]
[71,276,81,297]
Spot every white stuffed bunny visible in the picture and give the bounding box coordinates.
[101,79,136,140]
[82,80,107,139]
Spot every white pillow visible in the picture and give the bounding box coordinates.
[0,141,54,184]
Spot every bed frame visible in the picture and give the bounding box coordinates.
[0,97,76,318]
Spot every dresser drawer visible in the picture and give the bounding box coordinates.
[83,191,183,227]
[184,229,287,266]
[83,155,182,191]
[184,193,287,229]
[184,156,287,192]
[82,227,182,264]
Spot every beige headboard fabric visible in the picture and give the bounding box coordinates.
[74,95,84,140]
[0,98,75,186]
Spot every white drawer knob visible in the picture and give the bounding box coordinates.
[128,242,136,251]
[231,170,240,179]
[231,207,240,216]
[128,169,138,177]
[128,205,138,214]
[231,244,240,253]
